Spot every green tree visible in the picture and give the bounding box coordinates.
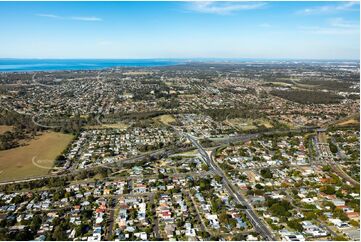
[260,168,273,179]
[287,220,303,232]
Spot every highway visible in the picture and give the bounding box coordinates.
[207,127,319,147]
[185,133,276,241]
[31,113,61,129]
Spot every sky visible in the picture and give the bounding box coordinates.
[0,1,359,60]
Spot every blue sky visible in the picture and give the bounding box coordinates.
[0,1,359,59]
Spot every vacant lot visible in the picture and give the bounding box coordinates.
[228,118,257,131]
[318,132,328,143]
[171,149,198,157]
[227,118,273,131]
[154,114,176,125]
[336,117,359,127]
[0,125,13,135]
[123,71,153,75]
[85,122,129,130]
[267,81,293,87]
[0,132,73,182]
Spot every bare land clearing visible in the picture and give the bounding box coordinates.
[85,122,129,130]
[0,125,13,134]
[154,114,176,125]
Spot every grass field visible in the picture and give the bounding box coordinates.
[0,125,13,135]
[123,71,152,75]
[154,114,176,125]
[336,118,359,127]
[179,94,196,99]
[227,118,273,131]
[228,118,257,131]
[279,120,295,129]
[0,132,73,182]
[291,80,320,89]
[318,132,328,143]
[267,81,293,87]
[171,149,198,157]
[257,119,273,128]
[85,122,129,130]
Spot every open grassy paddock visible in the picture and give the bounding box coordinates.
[154,114,176,125]
[170,149,198,157]
[335,117,360,127]
[85,122,129,130]
[0,131,73,182]
[227,118,273,131]
[318,132,328,143]
[0,125,13,135]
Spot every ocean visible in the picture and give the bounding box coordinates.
[0,59,183,72]
[0,58,357,72]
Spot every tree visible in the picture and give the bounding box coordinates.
[260,168,273,179]
[333,235,348,241]
[328,141,338,154]
[201,163,209,171]
[52,226,65,240]
[267,199,292,217]
[322,165,331,172]
[14,229,34,241]
[320,185,336,195]
[333,208,349,221]
[287,220,303,232]
[211,198,223,213]
[75,223,89,237]
[199,178,211,192]
[30,214,42,232]
[270,203,290,217]
[214,175,223,183]
[11,195,23,204]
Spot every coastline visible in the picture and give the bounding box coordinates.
[0,58,359,73]
[0,59,184,72]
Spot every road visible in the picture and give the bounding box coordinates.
[95,115,103,125]
[149,193,161,239]
[31,113,61,129]
[0,148,167,186]
[105,197,117,240]
[31,72,55,88]
[284,189,337,238]
[207,127,318,147]
[185,189,210,235]
[317,218,338,238]
[185,133,276,241]
[314,133,360,187]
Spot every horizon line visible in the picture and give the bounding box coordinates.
[0,57,359,61]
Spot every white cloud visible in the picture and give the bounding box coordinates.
[36,13,102,22]
[36,14,61,19]
[187,1,266,15]
[69,16,102,22]
[297,1,359,15]
[299,26,357,35]
[329,17,358,29]
[299,17,359,35]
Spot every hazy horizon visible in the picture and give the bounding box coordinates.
[0,57,359,61]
